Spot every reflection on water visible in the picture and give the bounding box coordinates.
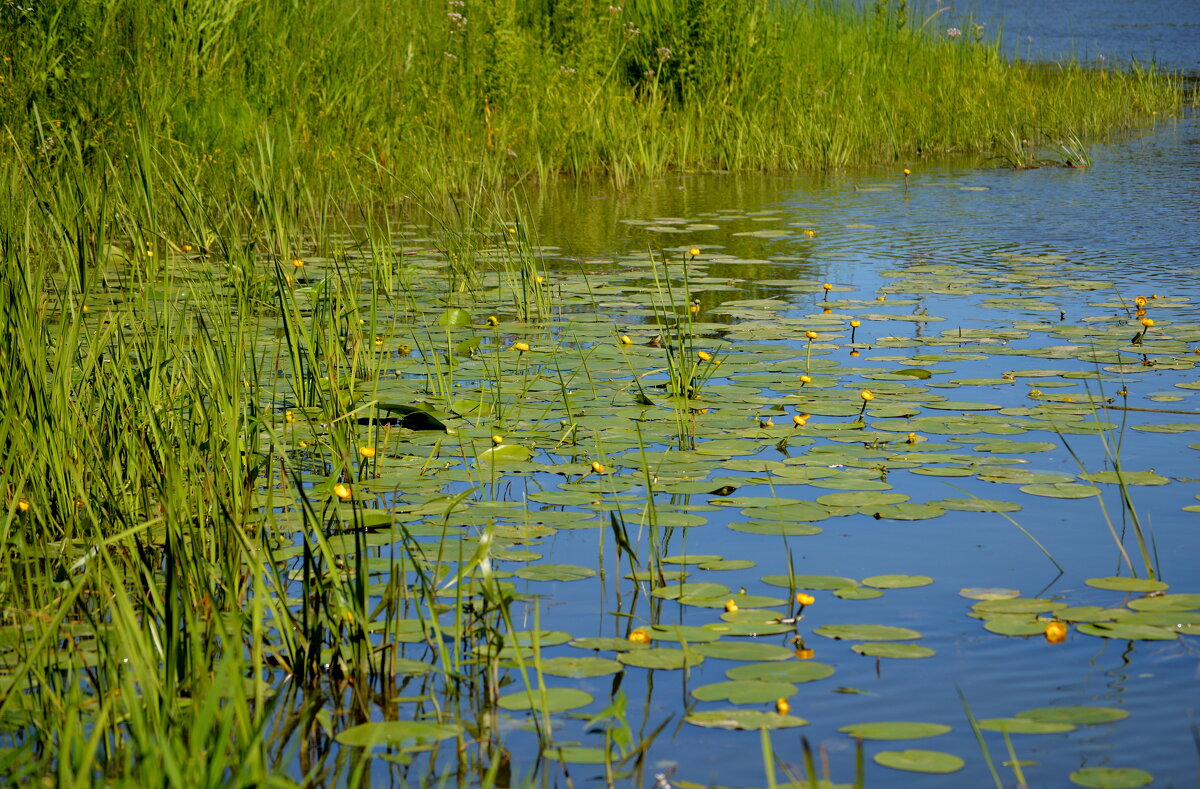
[514,40,1200,787]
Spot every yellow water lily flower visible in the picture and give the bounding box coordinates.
[486,315,500,326]
[333,483,352,501]
[620,334,634,345]
[793,414,808,427]
[491,434,505,446]
[795,593,815,606]
[775,698,791,715]
[697,350,712,361]
[1133,295,1148,307]
[359,446,376,459]
[799,374,812,385]
[628,630,650,644]
[724,599,739,613]
[591,461,606,474]
[512,341,530,352]
[688,247,701,257]
[1044,620,1068,644]
[850,320,860,328]
[1140,317,1154,327]
[860,390,874,402]
[805,330,818,340]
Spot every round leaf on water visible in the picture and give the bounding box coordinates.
[693,641,796,662]
[973,598,1065,615]
[691,680,797,704]
[762,574,858,590]
[816,492,909,508]
[645,624,722,643]
[874,749,964,774]
[983,616,1048,636]
[836,587,883,600]
[838,721,950,740]
[618,648,703,670]
[515,564,596,582]
[977,718,1075,734]
[570,637,647,652]
[930,497,1021,513]
[1069,767,1153,788]
[729,520,823,536]
[497,687,593,712]
[537,656,623,678]
[336,720,461,747]
[706,620,796,637]
[699,558,757,571]
[815,625,922,641]
[651,582,729,601]
[1085,577,1169,593]
[1019,483,1101,499]
[959,587,1020,601]
[1128,593,1200,612]
[862,574,933,589]
[437,307,472,327]
[1017,706,1128,725]
[871,503,948,520]
[852,643,935,659]
[1077,622,1178,640]
[726,661,835,683]
[685,710,808,730]
[1078,470,1171,486]
[477,444,533,464]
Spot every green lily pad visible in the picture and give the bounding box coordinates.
[691,680,797,704]
[618,648,703,670]
[477,443,534,464]
[515,564,596,582]
[838,721,951,740]
[983,616,1049,636]
[862,574,933,589]
[977,718,1076,734]
[692,641,797,661]
[852,643,936,659]
[1016,706,1128,725]
[929,497,1022,513]
[1069,767,1153,788]
[685,710,808,730]
[1128,593,1200,612]
[1085,577,1169,593]
[814,625,922,641]
[959,587,1021,601]
[725,661,835,683]
[1076,622,1178,640]
[870,503,948,520]
[645,624,722,643]
[816,492,910,507]
[1078,470,1171,486]
[874,749,964,774]
[336,720,461,747]
[835,587,884,600]
[536,656,623,678]
[973,598,1065,615]
[762,575,859,590]
[729,520,823,536]
[1019,483,1101,499]
[652,582,729,601]
[497,687,593,712]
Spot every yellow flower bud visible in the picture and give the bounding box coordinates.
[292,258,304,268]
[16,498,30,513]
[512,341,530,352]
[688,247,701,257]
[1140,318,1154,327]
[628,630,650,644]
[285,410,296,423]
[860,390,874,402]
[724,599,739,613]
[359,446,376,459]
[903,168,911,176]
[591,461,606,474]
[333,483,352,500]
[907,432,918,443]
[697,350,712,361]
[775,698,791,715]
[491,434,505,446]
[1044,620,1068,644]
[759,418,774,428]
[796,593,815,606]
[805,331,818,340]
[793,414,807,427]
[486,315,499,326]
[803,229,817,238]
[620,334,634,345]
[850,320,860,328]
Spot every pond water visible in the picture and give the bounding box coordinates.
[447,20,1200,786]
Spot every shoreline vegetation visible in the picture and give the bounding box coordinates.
[0,1,1193,785]
[2,0,1187,202]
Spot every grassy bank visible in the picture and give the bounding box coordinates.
[2,0,1185,200]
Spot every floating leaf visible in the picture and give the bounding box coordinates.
[1016,706,1128,725]
[852,643,936,659]
[874,749,964,774]
[1085,577,1169,593]
[685,710,808,730]
[1078,470,1171,486]
[1019,483,1101,499]
[930,497,1021,513]
[692,641,796,662]
[437,307,472,327]
[762,574,858,590]
[815,625,922,641]
[691,680,797,704]
[959,588,1020,601]
[543,746,609,764]
[1128,593,1200,612]
[836,587,884,600]
[618,648,703,670]
[977,718,1075,734]
[838,721,951,740]
[536,656,623,678]
[973,598,1065,615]
[337,720,461,747]
[983,616,1048,636]
[514,564,596,582]
[725,661,835,683]
[477,443,533,464]
[862,575,933,589]
[497,687,593,712]
[1076,622,1178,640]
[1069,767,1153,788]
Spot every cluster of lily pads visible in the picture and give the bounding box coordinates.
[237,233,1200,785]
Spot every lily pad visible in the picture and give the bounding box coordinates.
[1016,706,1128,725]
[1019,483,1101,499]
[874,749,964,774]
[977,717,1076,734]
[691,680,798,704]
[762,574,859,590]
[515,564,596,582]
[336,720,461,747]
[814,624,922,641]
[497,687,593,712]
[725,661,835,683]
[536,656,624,678]
[618,648,704,670]
[852,643,936,659]
[1085,577,1169,593]
[838,721,951,740]
[1076,622,1178,640]
[692,641,797,662]
[685,710,809,730]
[862,574,933,589]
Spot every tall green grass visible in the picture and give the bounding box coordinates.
[1,0,1185,203]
